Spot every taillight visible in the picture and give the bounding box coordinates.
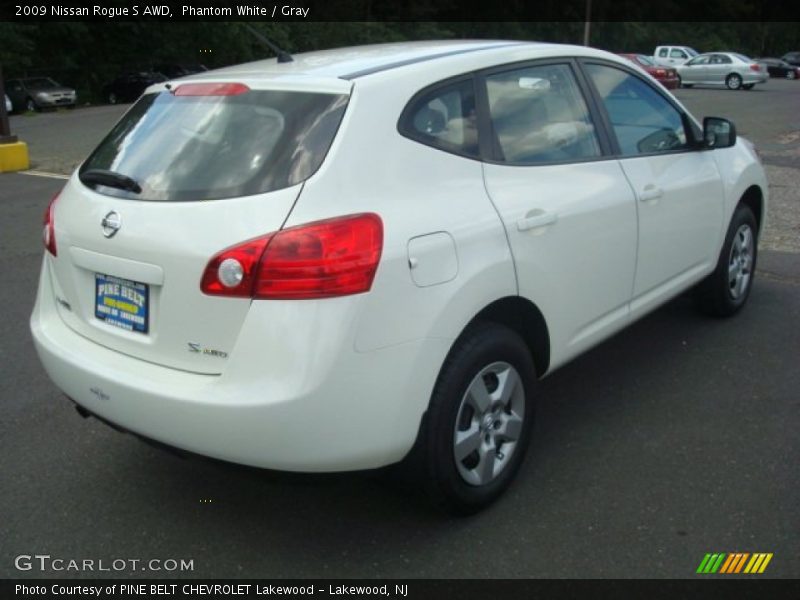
[43,191,60,257]
[174,82,250,96]
[201,213,383,300]
[200,235,271,297]
[656,69,666,76]
[750,64,761,72]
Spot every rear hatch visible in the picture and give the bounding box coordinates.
[47,77,350,374]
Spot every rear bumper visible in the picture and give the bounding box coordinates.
[30,259,447,472]
[659,77,680,90]
[743,73,769,85]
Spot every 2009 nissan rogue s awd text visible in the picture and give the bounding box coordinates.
[30,40,767,514]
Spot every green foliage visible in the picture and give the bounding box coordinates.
[2,22,799,104]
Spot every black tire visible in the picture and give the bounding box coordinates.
[683,83,694,88]
[742,83,755,90]
[726,73,743,90]
[695,204,758,317]
[404,322,537,515]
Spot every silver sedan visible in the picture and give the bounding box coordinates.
[676,52,769,90]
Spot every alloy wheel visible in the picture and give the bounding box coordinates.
[727,74,742,90]
[453,361,525,486]
[728,224,753,300]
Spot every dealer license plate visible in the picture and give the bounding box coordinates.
[95,274,149,334]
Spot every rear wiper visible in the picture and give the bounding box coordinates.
[81,169,142,194]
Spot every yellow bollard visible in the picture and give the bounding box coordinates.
[0,140,30,172]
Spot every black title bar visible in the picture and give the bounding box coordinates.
[4,0,800,22]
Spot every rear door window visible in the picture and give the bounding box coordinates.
[484,63,601,164]
[80,87,349,201]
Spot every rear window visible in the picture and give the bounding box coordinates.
[80,88,349,201]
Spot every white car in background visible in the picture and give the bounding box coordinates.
[30,40,767,514]
[677,52,769,90]
[653,45,700,67]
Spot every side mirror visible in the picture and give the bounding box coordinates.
[703,117,736,149]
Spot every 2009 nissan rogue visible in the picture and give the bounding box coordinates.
[30,40,767,513]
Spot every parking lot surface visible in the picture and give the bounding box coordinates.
[1,78,798,579]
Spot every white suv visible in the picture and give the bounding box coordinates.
[30,40,767,513]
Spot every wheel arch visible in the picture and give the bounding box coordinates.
[464,296,551,377]
[739,184,764,236]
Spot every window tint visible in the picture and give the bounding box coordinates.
[485,64,600,164]
[670,49,687,59]
[586,64,688,156]
[400,79,479,158]
[81,89,348,201]
[711,54,732,64]
[658,48,668,57]
[688,56,710,66]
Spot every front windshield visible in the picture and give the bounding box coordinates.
[686,48,699,57]
[25,77,59,89]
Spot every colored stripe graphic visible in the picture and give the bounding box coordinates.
[758,554,773,573]
[699,552,773,574]
[734,553,749,573]
[696,554,712,573]
[719,554,736,573]
[710,553,726,573]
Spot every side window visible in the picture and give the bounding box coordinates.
[671,49,687,59]
[399,79,479,158]
[585,64,689,156]
[688,56,709,66]
[485,64,601,164]
[658,48,669,57]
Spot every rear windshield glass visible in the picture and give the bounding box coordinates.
[80,89,349,201]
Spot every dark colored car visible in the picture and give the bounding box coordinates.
[102,72,168,104]
[781,51,800,66]
[4,77,77,112]
[617,53,680,89]
[153,63,208,79]
[755,58,799,79]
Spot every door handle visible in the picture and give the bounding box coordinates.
[517,210,558,232]
[638,185,663,203]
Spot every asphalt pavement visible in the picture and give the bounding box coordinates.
[1,79,799,580]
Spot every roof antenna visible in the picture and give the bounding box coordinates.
[244,24,294,63]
